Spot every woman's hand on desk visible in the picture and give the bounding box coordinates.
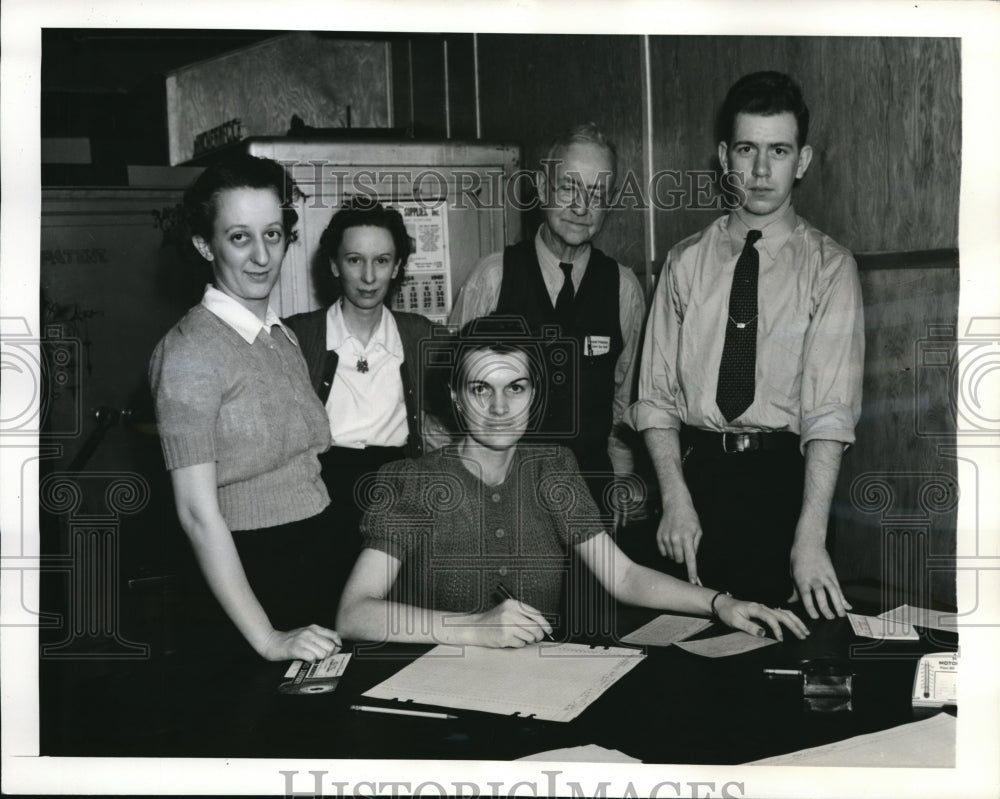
[461,599,553,648]
[714,596,810,642]
[259,624,342,662]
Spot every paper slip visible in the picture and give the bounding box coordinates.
[364,642,644,722]
[879,604,959,633]
[747,712,955,767]
[847,612,919,641]
[621,614,713,646]
[519,744,642,763]
[674,631,776,658]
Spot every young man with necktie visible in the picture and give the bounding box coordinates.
[626,72,865,617]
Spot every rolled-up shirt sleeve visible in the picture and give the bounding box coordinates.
[448,253,503,327]
[798,250,865,447]
[624,254,684,433]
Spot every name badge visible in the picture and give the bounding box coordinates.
[584,335,611,356]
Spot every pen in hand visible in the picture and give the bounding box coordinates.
[495,583,555,642]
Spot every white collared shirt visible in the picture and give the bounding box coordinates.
[532,228,591,305]
[324,301,408,448]
[200,284,296,345]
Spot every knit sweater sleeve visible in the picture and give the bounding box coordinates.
[359,458,428,562]
[149,319,223,470]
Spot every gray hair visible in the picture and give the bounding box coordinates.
[542,122,618,178]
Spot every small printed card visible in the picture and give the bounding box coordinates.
[912,652,958,706]
[584,335,611,356]
[879,604,959,633]
[847,613,919,641]
[278,652,351,695]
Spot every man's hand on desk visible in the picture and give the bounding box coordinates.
[789,540,852,620]
[714,594,811,642]
[656,490,703,586]
[259,624,342,663]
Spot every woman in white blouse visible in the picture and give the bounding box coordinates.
[284,198,445,583]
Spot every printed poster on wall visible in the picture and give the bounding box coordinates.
[389,200,450,324]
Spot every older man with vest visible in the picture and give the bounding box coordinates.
[449,123,644,524]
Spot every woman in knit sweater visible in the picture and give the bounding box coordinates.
[336,318,811,647]
[150,155,340,663]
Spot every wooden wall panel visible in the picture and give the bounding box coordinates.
[649,36,961,265]
[445,34,479,140]
[390,34,476,138]
[476,34,647,275]
[407,35,448,137]
[166,34,391,164]
[832,264,959,606]
[886,37,962,249]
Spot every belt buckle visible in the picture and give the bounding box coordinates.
[722,432,752,453]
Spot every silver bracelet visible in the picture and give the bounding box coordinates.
[710,591,732,620]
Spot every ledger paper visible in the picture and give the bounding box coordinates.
[363,642,645,722]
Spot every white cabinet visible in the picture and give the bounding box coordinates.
[243,138,522,319]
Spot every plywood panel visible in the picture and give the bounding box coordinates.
[832,264,959,607]
[166,34,391,164]
[649,36,960,265]
[476,34,647,275]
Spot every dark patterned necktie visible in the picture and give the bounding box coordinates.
[555,262,575,324]
[716,229,763,422]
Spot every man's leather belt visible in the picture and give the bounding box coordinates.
[680,426,800,454]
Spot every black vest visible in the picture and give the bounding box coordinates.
[496,240,623,471]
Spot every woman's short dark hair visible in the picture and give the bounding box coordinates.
[319,197,412,265]
[183,154,301,242]
[318,198,412,294]
[717,71,810,148]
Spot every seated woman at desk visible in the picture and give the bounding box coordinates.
[284,199,446,569]
[336,318,810,647]
[150,155,340,663]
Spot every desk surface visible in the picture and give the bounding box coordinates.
[41,589,957,764]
